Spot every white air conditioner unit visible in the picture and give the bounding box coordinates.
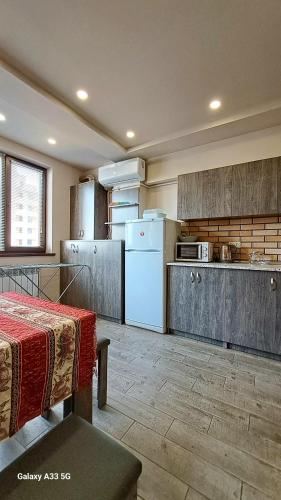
[98,158,145,188]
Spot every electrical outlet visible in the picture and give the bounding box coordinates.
[229,241,241,248]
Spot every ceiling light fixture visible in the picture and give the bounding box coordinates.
[209,99,221,110]
[76,89,88,100]
[47,137,56,145]
[126,130,135,138]
[0,113,6,122]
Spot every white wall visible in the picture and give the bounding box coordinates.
[146,125,281,220]
[0,137,82,298]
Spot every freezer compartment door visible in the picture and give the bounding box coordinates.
[125,251,165,329]
[125,220,164,251]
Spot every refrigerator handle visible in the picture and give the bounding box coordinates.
[125,249,161,253]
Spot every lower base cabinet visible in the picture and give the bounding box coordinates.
[168,266,281,356]
[168,266,225,340]
[224,270,281,355]
[60,240,124,322]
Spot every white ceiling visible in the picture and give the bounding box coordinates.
[0,0,281,168]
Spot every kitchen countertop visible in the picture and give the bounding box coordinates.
[166,261,281,272]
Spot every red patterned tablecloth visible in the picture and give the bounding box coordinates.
[0,292,96,441]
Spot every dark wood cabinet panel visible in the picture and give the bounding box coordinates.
[169,266,281,356]
[177,167,232,220]
[168,266,225,340]
[94,183,108,240]
[177,156,281,220]
[272,274,281,355]
[70,181,107,240]
[168,266,200,334]
[60,241,94,311]
[277,161,281,213]
[60,240,124,322]
[195,268,225,340]
[201,166,232,218]
[224,270,278,354]
[231,158,279,217]
[92,240,124,321]
[177,172,203,220]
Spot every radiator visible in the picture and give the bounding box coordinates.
[0,268,39,297]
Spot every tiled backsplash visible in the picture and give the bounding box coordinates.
[181,216,281,262]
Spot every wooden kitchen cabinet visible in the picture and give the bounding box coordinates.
[177,156,281,220]
[273,274,281,354]
[168,266,225,340]
[60,241,94,311]
[70,181,107,240]
[169,265,281,356]
[91,240,124,321]
[231,158,279,217]
[168,265,200,334]
[224,270,280,354]
[177,172,204,220]
[201,166,232,219]
[194,267,225,340]
[177,166,232,220]
[60,240,124,322]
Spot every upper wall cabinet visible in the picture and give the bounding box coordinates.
[202,166,232,219]
[177,171,204,219]
[177,156,281,220]
[70,181,107,240]
[178,166,232,220]
[231,158,279,217]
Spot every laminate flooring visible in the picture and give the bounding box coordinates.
[1,319,281,500]
[94,320,281,500]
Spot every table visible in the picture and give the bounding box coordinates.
[0,292,96,441]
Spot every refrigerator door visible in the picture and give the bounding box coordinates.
[125,219,164,251]
[125,250,165,331]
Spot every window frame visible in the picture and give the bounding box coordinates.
[1,154,47,256]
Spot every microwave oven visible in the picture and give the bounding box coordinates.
[175,242,213,262]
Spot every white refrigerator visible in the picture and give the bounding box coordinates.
[125,218,179,333]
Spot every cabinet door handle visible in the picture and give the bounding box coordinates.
[81,229,84,238]
[270,277,277,291]
[93,245,97,254]
[196,272,201,284]
[190,272,195,283]
[71,243,75,253]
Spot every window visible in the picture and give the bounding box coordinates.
[0,153,46,254]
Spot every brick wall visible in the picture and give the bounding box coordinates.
[181,216,281,262]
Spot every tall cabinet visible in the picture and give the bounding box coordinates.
[70,180,107,240]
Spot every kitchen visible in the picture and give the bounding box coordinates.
[1,2,281,500]
[61,154,281,360]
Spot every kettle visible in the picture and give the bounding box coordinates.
[220,244,232,262]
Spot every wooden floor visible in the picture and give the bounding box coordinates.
[1,319,281,500]
[94,320,281,500]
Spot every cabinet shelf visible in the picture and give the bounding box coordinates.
[105,221,126,225]
[108,203,139,209]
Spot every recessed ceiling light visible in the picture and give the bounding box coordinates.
[76,89,88,100]
[209,99,221,110]
[126,130,135,138]
[47,137,56,145]
[0,113,6,122]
